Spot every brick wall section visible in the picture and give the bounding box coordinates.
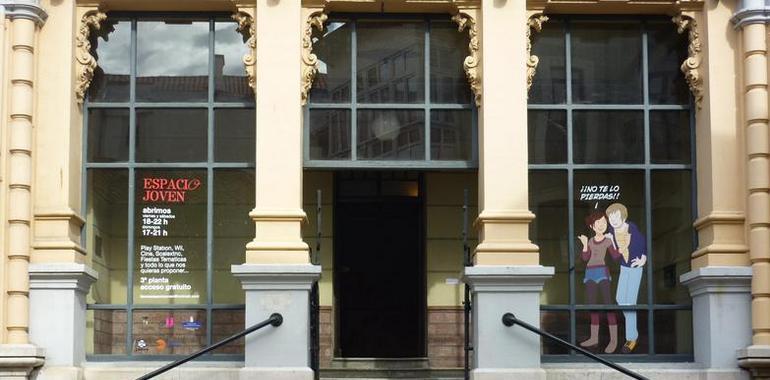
[427,307,465,368]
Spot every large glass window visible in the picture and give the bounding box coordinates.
[529,18,694,360]
[305,16,476,168]
[85,14,254,358]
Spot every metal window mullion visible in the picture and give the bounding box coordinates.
[205,17,215,352]
[424,18,431,161]
[126,17,138,356]
[642,23,656,355]
[565,19,577,352]
[351,21,358,161]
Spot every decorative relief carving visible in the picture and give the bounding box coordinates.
[75,10,107,105]
[451,12,481,107]
[527,13,548,95]
[232,11,256,90]
[673,14,703,109]
[301,11,329,106]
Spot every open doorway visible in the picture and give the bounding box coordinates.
[333,171,426,358]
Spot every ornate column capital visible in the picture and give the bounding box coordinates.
[526,12,548,96]
[451,11,481,107]
[673,13,703,110]
[732,0,770,29]
[232,9,256,91]
[74,9,107,105]
[300,9,328,106]
[0,0,46,26]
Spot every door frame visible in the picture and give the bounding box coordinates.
[331,171,427,358]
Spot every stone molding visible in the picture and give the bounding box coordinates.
[28,263,98,293]
[673,13,703,110]
[232,264,321,291]
[301,10,328,106]
[732,1,770,29]
[738,345,770,377]
[527,0,704,13]
[463,265,554,292]
[0,1,47,25]
[451,12,481,107]
[526,13,548,96]
[680,266,752,297]
[232,9,256,91]
[75,9,106,104]
[0,344,45,379]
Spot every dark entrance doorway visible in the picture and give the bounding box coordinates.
[334,172,426,358]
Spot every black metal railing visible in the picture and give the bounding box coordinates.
[501,312,649,380]
[137,313,284,380]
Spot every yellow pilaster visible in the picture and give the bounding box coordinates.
[246,0,310,264]
[6,16,37,345]
[473,0,539,266]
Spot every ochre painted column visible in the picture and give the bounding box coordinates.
[474,0,538,266]
[247,0,309,265]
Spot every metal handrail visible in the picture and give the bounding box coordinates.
[501,312,649,380]
[137,313,284,380]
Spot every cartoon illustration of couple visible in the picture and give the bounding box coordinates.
[577,202,646,354]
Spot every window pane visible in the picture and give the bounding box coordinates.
[530,21,566,104]
[311,21,352,103]
[651,111,691,164]
[573,111,644,164]
[528,110,567,164]
[577,310,648,354]
[87,309,127,355]
[573,171,647,306]
[213,170,253,304]
[212,309,245,355]
[648,22,689,105]
[571,21,642,104]
[357,110,424,160]
[132,310,206,355]
[137,20,209,102]
[134,170,207,304]
[309,110,352,160]
[215,109,255,163]
[541,311,570,354]
[652,171,693,305]
[90,20,130,102]
[430,21,471,104]
[430,110,472,160]
[136,109,207,162]
[88,109,129,163]
[357,21,424,103]
[530,171,569,305]
[215,21,252,102]
[654,310,693,354]
[87,169,128,304]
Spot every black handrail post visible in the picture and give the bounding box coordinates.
[137,313,283,380]
[502,313,649,380]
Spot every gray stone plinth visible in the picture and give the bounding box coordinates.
[0,344,45,379]
[681,266,752,374]
[29,263,97,378]
[738,345,770,378]
[463,265,554,379]
[232,264,321,380]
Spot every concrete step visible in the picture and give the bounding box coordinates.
[320,368,464,380]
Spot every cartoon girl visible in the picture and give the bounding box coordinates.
[578,210,621,353]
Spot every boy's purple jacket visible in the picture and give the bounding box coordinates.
[610,222,646,267]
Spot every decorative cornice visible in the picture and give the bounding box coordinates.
[232,10,256,91]
[732,0,770,29]
[526,13,548,96]
[451,12,481,107]
[673,14,703,110]
[74,9,106,105]
[301,10,328,106]
[0,1,47,25]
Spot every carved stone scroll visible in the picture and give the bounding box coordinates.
[527,13,548,95]
[673,14,703,109]
[451,12,481,107]
[75,10,107,104]
[232,11,256,90]
[301,11,329,106]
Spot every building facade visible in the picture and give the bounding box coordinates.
[0,0,768,379]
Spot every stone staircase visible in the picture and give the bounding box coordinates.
[319,358,464,380]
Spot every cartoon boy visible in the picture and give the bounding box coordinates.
[605,202,646,353]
